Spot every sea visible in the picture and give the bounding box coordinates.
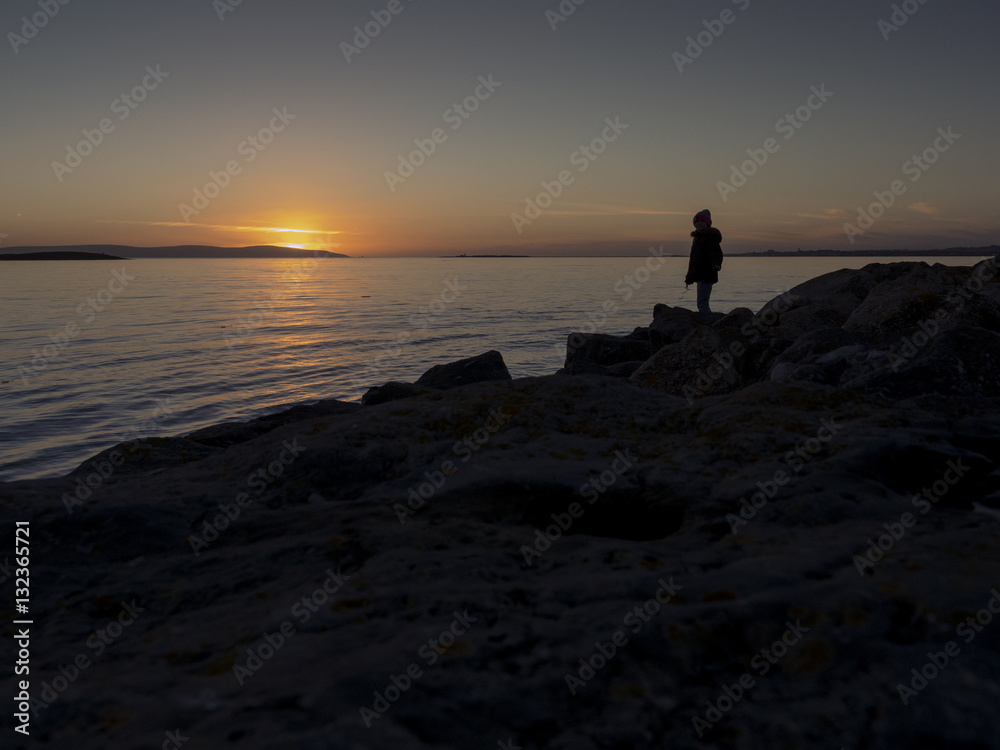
[0,255,988,481]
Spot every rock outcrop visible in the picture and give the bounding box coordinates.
[551,258,1000,405]
[363,350,512,405]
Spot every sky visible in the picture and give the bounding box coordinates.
[1,0,998,256]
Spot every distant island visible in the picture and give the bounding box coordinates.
[447,254,530,258]
[736,245,999,257]
[0,251,127,261]
[0,245,351,259]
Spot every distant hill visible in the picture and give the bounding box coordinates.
[0,245,351,259]
[0,251,126,261]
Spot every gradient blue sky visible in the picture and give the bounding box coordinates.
[2,0,997,255]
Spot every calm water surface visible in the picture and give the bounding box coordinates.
[0,256,986,480]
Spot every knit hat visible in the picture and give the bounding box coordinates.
[693,209,712,227]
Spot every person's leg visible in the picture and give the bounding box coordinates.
[697,282,713,317]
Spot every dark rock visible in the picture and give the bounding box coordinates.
[629,326,742,400]
[648,304,705,350]
[564,332,653,368]
[414,350,512,390]
[845,324,1000,398]
[935,292,1000,334]
[768,329,868,385]
[712,306,756,333]
[755,263,918,341]
[842,265,955,334]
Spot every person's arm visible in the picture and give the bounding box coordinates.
[685,245,697,285]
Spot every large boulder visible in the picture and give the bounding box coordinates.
[842,264,960,334]
[629,326,742,401]
[362,351,512,407]
[414,350,512,390]
[648,304,706,350]
[755,262,922,341]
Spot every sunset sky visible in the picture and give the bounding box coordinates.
[2,0,997,256]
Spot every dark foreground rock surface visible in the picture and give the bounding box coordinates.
[2,261,1000,750]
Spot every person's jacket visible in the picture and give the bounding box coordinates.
[685,227,723,285]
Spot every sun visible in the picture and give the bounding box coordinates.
[259,225,343,251]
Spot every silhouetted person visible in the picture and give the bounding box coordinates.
[684,209,723,318]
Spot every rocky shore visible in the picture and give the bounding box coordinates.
[3,259,1000,750]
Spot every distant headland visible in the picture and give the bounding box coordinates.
[0,245,351,259]
[0,251,127,261]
